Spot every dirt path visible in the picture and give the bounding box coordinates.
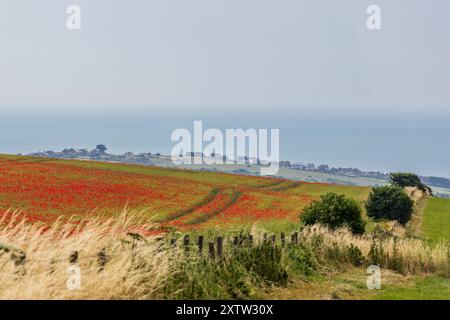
[405,187,430,238]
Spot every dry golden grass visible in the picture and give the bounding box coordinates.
[0,209,174,300]
[1,206,448,300]
[300,224,450,276]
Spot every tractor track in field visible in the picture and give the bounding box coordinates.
[254,180,285,189]
[160,180,300,226]
[184,190,242,225]
[159,188,222,222]
[263,181,301,192]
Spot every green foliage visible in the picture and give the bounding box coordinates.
[365,185,414,224]
[347,244,365,267]
[284,244,317,277]
[164,243,289,299]
[368,241,386,266]
[387,237,404,273]
[235,244,288,285]
[324,242,348,268]
[390,172,432,195]
[300,192,365,234]
[165,256,256,300]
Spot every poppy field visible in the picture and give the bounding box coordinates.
[0,155,370,232]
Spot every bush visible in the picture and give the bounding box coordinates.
[365,185,414,224]
[347,244,365,267]
[235,243,288,285]
[284,244,317,277]
[300,192,365,234]
[165,255,257,299]
[368,241,386,266]
[165,242,290,299]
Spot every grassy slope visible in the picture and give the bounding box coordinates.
[376,276,450,300]
[0,155,370,232]
[423,197,450,244]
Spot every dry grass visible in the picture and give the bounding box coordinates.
[300,224,450,276]
[0,209,174,300]
[1,206,449,300]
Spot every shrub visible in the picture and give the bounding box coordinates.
[300,192,365,234]
[368,241,386,266]
[165,256,257,299]
[365,185,414,224]
[284,244,317,277]
[387,237,404,273]
[347,244,365,267]
[235,243,288,285]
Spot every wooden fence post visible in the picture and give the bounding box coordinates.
[183,235,190,255]
[208,241,215,260]
[233,236,239,247]
[271,234,276,246]
[217,237,223,258]
[281,233,285,247]
[69,251,78,264]
[197,236,204,256]
[97,248,107,272]
[294,232,299,244]
[291,233,295,244]
[263,233,267,243]
[10,251,26,266]
[248,234,253,246]
[239,235,245,245]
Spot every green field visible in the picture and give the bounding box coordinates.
[376,276,450,300]
[423,197,450,244]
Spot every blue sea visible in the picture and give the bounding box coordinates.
[1,110,449,178]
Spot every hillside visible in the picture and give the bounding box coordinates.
[28,148,450,198]
[0,154,369,233]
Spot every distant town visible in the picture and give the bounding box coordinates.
[26,145,450,197]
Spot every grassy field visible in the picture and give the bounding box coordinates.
[262,269,450,300]
[423,197,450,244]
[376,276,450,300]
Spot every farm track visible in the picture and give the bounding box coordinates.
[264,181,301,192]
[254,180,285,189]
[405,188,429,239]
[159,188,222,222]
[162,180,299,226]
[184,190,242,225]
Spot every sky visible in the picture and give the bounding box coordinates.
[0,1,449,176]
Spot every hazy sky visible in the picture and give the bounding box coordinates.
[1,1,449,177]
[0,0,449,113]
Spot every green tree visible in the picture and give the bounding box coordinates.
[365,185,414,224]
[300,192,365,234]
[390,172,432,195]
[95,144,108,154]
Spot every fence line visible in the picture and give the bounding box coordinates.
[1,231,302,272]
[170,231,300,260]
